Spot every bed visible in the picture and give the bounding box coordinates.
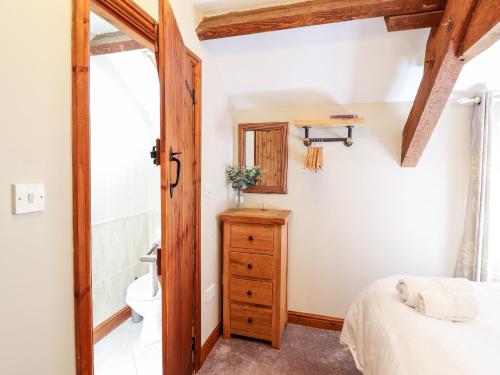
[340,276,500,375]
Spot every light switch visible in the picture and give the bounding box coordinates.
[12,183,45,214]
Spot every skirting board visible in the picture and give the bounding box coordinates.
[288,311,344,331]
[93,306,132,344]
[200,321,222,367]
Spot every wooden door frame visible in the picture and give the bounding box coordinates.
[72,0,202,374]
[186,48,203,372]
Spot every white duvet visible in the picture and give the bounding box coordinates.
[340,276,500,375]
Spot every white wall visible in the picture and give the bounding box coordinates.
[234,101,472,317]
[0,1,233,374]
[90,53,159,224]
[0,1,75,374]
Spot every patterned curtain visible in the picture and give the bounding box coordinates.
[455,92,500,282]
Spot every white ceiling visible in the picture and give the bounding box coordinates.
[195,1,500,110]
[90,12,118,36]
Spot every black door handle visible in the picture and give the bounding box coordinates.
[169,146,182,198]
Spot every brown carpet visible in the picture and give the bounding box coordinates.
[198,324,360,375]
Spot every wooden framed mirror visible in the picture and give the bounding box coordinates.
[238,122,288,194]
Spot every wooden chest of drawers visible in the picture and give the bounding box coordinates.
[220,208,292,349]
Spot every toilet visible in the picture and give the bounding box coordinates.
[126,273,162,344]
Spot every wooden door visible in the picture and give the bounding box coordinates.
[158,1,196,374]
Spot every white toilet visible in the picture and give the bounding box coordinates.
[126,273,162,344]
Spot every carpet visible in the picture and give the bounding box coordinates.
[198,324,360,375]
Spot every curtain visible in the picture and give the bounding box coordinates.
[455,92,500,282]
[487,95,500,281]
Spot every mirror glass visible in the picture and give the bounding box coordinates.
[239,123,288,194]
[245,131,255,167]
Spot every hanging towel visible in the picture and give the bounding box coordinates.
[396,277,473,307]
[150,228,161,297]
[415,291,480,322]
[150,263,161,297]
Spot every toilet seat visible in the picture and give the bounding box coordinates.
[127,274,161,302]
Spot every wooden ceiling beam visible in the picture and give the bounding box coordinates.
[90,31,144,56]
[197,0,446,40]
[385,10,444,32]
[401,0,483,167]
[460,0,500,62]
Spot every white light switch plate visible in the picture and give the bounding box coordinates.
[12,183,45,214]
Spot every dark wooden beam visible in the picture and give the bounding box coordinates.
[460,0,500,62]
[401,0,480,167]
[385,10,444,32]
[90,31,144,55]
[197,0,446,40]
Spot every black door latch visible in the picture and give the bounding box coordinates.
[150,139,160,166]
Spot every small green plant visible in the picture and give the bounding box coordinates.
[225,165,262,191]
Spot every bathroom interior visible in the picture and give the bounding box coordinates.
[90,12,162,375]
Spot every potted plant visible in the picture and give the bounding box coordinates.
[225,165,262,210]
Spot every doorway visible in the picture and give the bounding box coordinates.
[72,1,202,374]
[90,11,162,374]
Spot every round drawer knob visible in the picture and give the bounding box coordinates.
[247,290,253,297]
[247,317,253,324]
[247,263,253,270]
[248,235,254,241]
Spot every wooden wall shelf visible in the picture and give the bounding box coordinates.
[294,118,365,128]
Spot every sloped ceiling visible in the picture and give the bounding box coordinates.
[194,0,500,110]
[90,13,159,124]
[90,13,118,35]
[106,51,160,124]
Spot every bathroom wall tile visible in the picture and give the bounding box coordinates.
[92,281,107,325]
[92,212,155,327]
[148,211,160,243]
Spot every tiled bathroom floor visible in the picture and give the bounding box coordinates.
[94,318,162,375]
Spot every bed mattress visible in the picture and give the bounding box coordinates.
[340,276,500,375]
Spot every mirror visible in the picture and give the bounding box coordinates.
[238,122,288,194]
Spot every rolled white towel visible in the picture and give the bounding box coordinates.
[396,277,474,308]
[415,291,480,322]
[396,277,432,307]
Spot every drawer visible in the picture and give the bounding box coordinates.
[229,278,273,306]
[231,304,272,335]
[230,252,273,280]
[231,224,273,252]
